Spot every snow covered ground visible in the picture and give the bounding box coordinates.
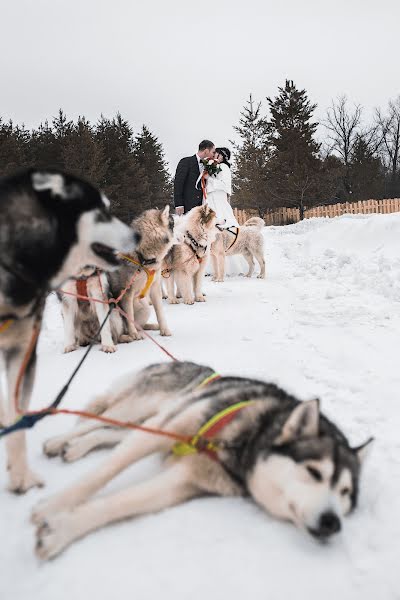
[1,213,400,600]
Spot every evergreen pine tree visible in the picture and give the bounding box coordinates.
[232,94,276,218]
[133,125,172,209]
[0,119,30,175]
[60,117,108,187]
[267,80,322,219]
[96,113,149,222]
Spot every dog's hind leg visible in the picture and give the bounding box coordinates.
[243,250,255,278]
[254,249,266,279]
[4,336,44,493]
[175,271,194,305]
[35,461,196,560]
[43,419,111,458]
[166,273,179,304]
[61,428,129,462]
[61,295,79,353]
[32,414,174,522]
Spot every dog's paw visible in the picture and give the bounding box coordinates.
[35,513,73,561]
[119,334,135,343]
[195,295,206,303]
[183,299,195,305]
[43,436,66,458]
[64,344,78,353]
[100,344,117,353]
[168,297,180,305]
[160,327,172,336]
[257,273,266,279]
[143,323,159,331]
[8,468,44,494]
[61,440,86,463]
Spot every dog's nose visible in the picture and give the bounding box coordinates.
[318,511,341,537]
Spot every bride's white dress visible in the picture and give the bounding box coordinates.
[205,163,247,277]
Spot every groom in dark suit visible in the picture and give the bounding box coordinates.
[173,140,215,215]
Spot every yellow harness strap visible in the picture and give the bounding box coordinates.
[0,319,14,335]
[172,399,256,457]
[119,254,156,299]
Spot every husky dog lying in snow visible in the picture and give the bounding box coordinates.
[211,216,266,282]
[163,205,221,305]
[57,206,175,352]
[0,168,139,493]
[34,361,372,559]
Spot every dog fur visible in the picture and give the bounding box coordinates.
[163,205,219,305]
[210,217,266,281]
[34,361,372,559]
[0,168,138,493]
[106,205,176,342]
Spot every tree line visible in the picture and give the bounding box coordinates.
[1,82,399,222]
[0,110,172,223]
[232,81,400,219]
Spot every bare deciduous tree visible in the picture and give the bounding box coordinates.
[325,96,362,166]
[375,97,400,190]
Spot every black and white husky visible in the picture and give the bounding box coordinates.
[34,361,372,559]
[0,168,139,493]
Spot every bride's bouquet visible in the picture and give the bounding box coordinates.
[200,158,221,177]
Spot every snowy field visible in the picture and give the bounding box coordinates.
[1,213,400,600]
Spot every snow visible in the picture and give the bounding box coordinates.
[1,213,400,600]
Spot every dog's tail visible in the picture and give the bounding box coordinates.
[243,216,265,229]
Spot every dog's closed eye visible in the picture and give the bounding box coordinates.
[306,466,323,482]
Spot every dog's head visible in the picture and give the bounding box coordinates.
[248,400,373,540]
[130,205,175,268]
[29,170,140,287]
[184,205,222,243]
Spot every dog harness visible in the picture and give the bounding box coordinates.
[184,231,207,263]
[172,383,256,459]
[119,254,156,299]
[225,226,240,251]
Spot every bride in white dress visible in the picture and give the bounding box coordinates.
[205,147,247,277]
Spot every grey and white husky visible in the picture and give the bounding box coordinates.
[57,206,175,353]
[34,361,372,559]
[0,168,139,493]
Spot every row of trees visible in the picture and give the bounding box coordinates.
[0,110,172,222]
[232,81,400,218]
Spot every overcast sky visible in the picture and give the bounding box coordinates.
[1,0,399,172]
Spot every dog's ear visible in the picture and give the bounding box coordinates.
[32,171,82,201]
[160,205,170,225]
[274,399,320,445]
[353,437,374,464]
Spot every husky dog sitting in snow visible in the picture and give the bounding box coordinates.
[0,168,139,493]
[211,217,266,282]
[34,361,372,559]
[163,205,220,305]
[57,206,175,350]
[57,266,122,354]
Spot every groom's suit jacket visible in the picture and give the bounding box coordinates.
[173,155,203,213]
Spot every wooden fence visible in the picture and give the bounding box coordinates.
[233,198,400,226]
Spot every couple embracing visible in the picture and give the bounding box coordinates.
[173,140,245,276]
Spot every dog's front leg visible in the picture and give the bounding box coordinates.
[166,273,179,304]
[61,296,79,353]
[148,276,171,336]
[35,462,196,560]
[5,341,44,493]
[32,415,173,523]
[193,261,207,302]
[119,289,144,342]
[87,277,116,353]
